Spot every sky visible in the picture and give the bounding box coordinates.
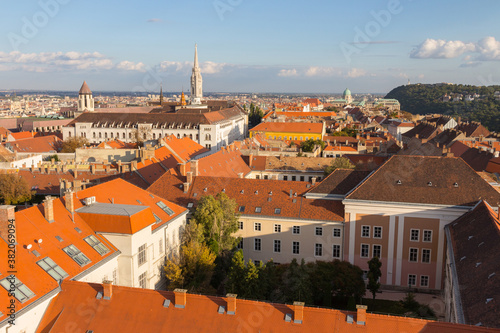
[1,0,500,94]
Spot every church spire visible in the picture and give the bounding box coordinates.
[190,44,203,105]
[159,82,163,105]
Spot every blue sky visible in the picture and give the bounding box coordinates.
[1,0,500,93]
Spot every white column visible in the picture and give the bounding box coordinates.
[395,215,405,286]
[348,212,356,264]
[386,215,396,285]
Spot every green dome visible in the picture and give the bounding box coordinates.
[343,88,351,96]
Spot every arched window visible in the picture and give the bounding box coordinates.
[99,132,102,138]
[104,133,108,139]
[143,133,147,140]
[68,132,72,138]
[93,132,96,138]
[177,134,180,139]
[205,134,211,141]
[122,132,125,139]
[189,134,193,140]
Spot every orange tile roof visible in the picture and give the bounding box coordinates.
[9,131,34,140]
[77,205,156,234]
[5,135,61,153]
[96,139,136,149]
[0,200,119,323]
[37,280,498,333]
[195,148,251,178]
[263,111,337,119]
[74,178,187,232]
[161,134,209,161]
[136,158,167,185]
[250,122,323,134]
[324,145,358,152]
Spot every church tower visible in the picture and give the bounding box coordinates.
[77,81,94,116]
[190,44,203,105]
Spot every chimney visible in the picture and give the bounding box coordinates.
[131,160,138,170]
[0,205,15,243]
[43,196,54,223]
[65,191,74,213]
[178,163,187,177]
[174,288,187,308]
[248,153,253,168]
[91,164,96,174]
[226,293,237,315]
[186,171,193,184]
[190,160,199,176]
[311,177,317,186]
[103,280,113,300]
[290,189,293,198]
[117,160,122,173]
[293,301,304,324]
[74,168,78,178]
[356,305,367,325]
[105,164,110,173]
[183,182,190,194]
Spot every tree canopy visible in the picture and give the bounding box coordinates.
[324,157,355,175]
[60,136,89,153]
[0,173,34,204]
[367,257,382,300]
[300,138,325,152]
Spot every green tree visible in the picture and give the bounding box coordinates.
[242,260,263,299]
[164,240,216,292]
[367,257,382,300]
[191,193,240,255]
[227,250,246,294]
[281,259,313,304]
[0,174,34,204]
[324,157,355,175]
[60,136,89,153]
[300,138,325,152]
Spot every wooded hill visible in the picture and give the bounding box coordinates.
[385,83,500,132]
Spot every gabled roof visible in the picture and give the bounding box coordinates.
[0,201,119,324]
[456,121,490,138]
[346,156,500,206]
[250,122,324,134]
[37,280,497,333]
[9,131,34,140]
[402,122,441,140]
[161,134,208,161]
[148,175,344,222]
[194,148,251,178]
[459,148,494,172]
[447,201,500,328]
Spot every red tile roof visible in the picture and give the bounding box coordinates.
[5,135,61,153]
[195,148,251,178]
[9,131,34,141]
[37,280,498,333]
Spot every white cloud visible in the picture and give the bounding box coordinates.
[278,69,298,77]
[305,66,342,77]
[347,68,367,78]
[0,51,145,72]
[147,18,162,23]
[410,39,475,59]
[410,36,500,62]
[201,61,228,74]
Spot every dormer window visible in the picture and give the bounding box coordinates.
[428,182,432,186]
[396,180,402,185]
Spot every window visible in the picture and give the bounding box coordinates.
[410,229,419,241]
[0,276,35,303]
[300,176,304,182]
[423,230,432,242]
[159,239,164,254]
[254,222,261,231]
[238,206,245,212]
[332,245,341,258]
[283,176,288,181]
[315,227,323,236]
[254,238,261,251]
[237,239,243,249]
[292,226,300,234]
[422,249,431,263]
[373,245,381,258]
[292,241,300,254]
[255,207,261,213]
[291,176,296,181]
[156,201,175,216]
[264,175,268,180]
[63,245,91,266]
[315,243,323,256]
[333,228,341,238]
[187,203,193,208]
[274,224,281,233]
[361,225,370,238]
[408,274,417,287]
[84,235,109,255]
[361,244,369,258]
[238,221,244,230]
[37,257,69,282]
[274,208,281,214]
[409,248,418,262]
[139,272,147,289]
[420,275,429,287]
[138,244,147,266]
[373,226,382,239]
[274,240,281,253]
